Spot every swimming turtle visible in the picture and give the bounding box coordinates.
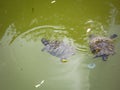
[41,38,76,62]
[89,34,117,61]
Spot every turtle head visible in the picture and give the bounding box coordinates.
[110,34,118,39]
[41,38,49,46]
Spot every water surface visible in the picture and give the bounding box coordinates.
[0,0,120,90]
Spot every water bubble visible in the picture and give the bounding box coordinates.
[87,63,96,69]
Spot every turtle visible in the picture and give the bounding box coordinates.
[41,38,76,62]
[89,34,117,61]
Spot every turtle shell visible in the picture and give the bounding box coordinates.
[89,35,116,61]
[41,38,76,62]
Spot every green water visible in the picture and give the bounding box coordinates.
[0,0,120,90]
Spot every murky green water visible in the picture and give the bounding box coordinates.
[0,0,120,90]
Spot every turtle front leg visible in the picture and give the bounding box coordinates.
[41,47,46,52]
[93,54,108,61]
[101,54,108,61]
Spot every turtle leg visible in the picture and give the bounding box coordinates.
[93,55,98,58]
[93,55,100,59]
[41,47,46,52]
[101,54,108,61]
[93,54,108,61]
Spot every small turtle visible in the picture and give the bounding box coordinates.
[41,38,76,62]
[89,34,117,61]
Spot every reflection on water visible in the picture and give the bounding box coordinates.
[35,80,45,88]
[0,0,120,90]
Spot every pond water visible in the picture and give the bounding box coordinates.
[0,0,120,90]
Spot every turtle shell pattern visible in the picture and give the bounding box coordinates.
[41,38,76,60]
[89,36,115,60]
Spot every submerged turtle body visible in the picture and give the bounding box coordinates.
[41,38,76,62]
[89,34,117,61]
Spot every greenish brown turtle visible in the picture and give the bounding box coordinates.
[41,38,76,62]
[89,34,117,61]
